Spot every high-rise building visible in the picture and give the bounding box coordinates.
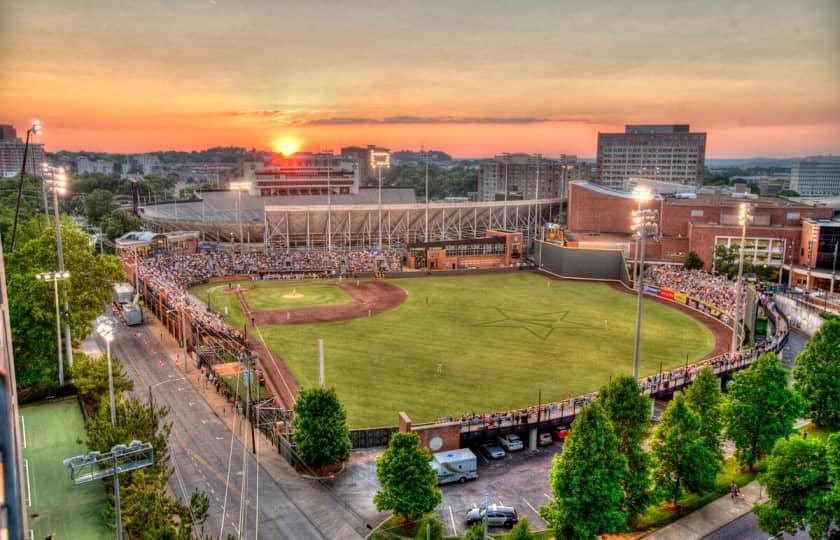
[243,152,360,196]
[340,145,390,181]
[790,156,840,197]
[596,124,706,189]
[476,154,577,202]
[0,124,45,177]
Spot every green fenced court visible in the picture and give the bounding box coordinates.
[191,272,716,427]
[21,398,111,539]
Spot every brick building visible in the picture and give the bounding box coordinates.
[566,181,836,281]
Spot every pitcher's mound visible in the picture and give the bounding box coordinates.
[282,291,304,299]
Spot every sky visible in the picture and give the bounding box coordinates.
[1,0,839,158]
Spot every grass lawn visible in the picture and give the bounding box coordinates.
[191,273,716,428]
[21,398,111,539]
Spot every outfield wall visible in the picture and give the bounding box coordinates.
[534,241,633,287]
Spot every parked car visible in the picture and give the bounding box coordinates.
[553,426,570,441]
[466,504,519,528]
[538,432,553,446]
[496,433,524,451]
[480,441,506,460]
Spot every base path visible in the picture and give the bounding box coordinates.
[237,281,407,325]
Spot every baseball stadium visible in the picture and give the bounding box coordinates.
[117,158,788,444]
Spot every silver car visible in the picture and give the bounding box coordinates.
[481,442,506,460]
[465,504,518,528]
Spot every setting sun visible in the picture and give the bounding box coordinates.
[273,136,301,156]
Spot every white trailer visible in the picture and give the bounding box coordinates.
[430,448,477,485]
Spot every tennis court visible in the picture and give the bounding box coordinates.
[21,398,111,539]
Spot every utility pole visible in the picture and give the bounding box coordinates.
[731,203,752,353]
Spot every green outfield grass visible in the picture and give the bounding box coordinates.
[191,273,716,428]
[21,398,111,539]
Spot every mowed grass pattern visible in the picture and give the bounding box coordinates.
[244,280,353,310]
[22,399,111,539]
[200,273,715,428]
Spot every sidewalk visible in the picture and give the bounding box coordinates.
[642,481,765,540]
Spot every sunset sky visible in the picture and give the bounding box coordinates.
[2,0,838,158]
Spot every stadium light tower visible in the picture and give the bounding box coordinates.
[35,271,70,385]
[631,186,657,379]
[370,150,390,250]
[730,203,753,353]
[10,119,42,251]
[229,181,251,252]
[45,166,74,373]
[95,316,117,425]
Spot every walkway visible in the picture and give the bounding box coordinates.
[642,481,765,540]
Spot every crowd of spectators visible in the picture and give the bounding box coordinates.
[644,266,742,315]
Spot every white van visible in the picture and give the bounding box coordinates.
[430,448,478,485]
[496,433,524,451]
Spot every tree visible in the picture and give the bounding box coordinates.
[683,251,704,270]
[463,523,484,540]
[5,220,124,392]
[85,397,173,468]
[778,189,801,197]
[683,366,724,462]
[120,468,209,539]
[713,244,738,279]
[541,402,626,540]
[71,353,134,411]
[85,188,117,226]
[600,375,651,522]
[724,352,802,470]
[754,434,840,539]
[794,317,840,429]
[101,208,141,240]
[374,432,442,523]
[650,394,718,505]
[508,516,534,540]
[414,514,443,540]
[291,387,352,470]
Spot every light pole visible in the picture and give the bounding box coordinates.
[631,186,656,379]
[95,317,117,425]
[533,154,541,245]
[731,203,753,353]
[424,146,430,243]
[11,119,42,251]
[831,242,838,300]
[370,151,390,250]
[326,153,332,252]
[229,181,251,252]
[64,441,154,540]
[40,162,51,228]
[36,271,70,385]
[45,167,73,372]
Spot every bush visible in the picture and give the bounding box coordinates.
[414,514,443,540]
[464,523,484,540]
[508,516,534,540]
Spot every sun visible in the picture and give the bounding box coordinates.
[273,136,300,156]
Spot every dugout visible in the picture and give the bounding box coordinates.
[405,229,523,270]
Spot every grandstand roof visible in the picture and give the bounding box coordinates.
[195,188,417,211]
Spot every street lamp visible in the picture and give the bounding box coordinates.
[64,440,154,540]
[370,150,390,250]
[229,181,251,252]
[44,166,74,373]
[95,316,117,426]
[10,119,43,251]
[731,203,753,353]
[35,271,70,385]
[631,186,657,379]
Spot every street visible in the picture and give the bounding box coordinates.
[102,315,367,540]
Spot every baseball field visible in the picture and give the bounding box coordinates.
[191,272,718,428]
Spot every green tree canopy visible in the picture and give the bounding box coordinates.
[508,516,534,540]
[5,220,123,392]
[101,208,141,240]
[85,188,117,226]
[541,402,627,540]
[292,387,352,470]
[683,251,704,270]
[414,514,444,540]
[651,393,719,504]
[724,352,803,470]
[71,352,134,411]
[683,366,724,462]
[374,432,442,523]
[794,318,840,429]
[755,434,840,539]
[600,375,652,522]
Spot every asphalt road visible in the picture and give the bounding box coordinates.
[103,319,365,540]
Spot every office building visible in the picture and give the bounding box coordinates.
[596,124,706,189]
[476,154,578,202]
[0,124,45,177]
[243,152,360,196]
[340,145,390,181]
[76,156,116,175]
[790,156,840,197]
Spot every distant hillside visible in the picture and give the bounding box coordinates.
[706,158,794,169]
[392,150,453,163]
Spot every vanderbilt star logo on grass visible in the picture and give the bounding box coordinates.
[473,307,599,340]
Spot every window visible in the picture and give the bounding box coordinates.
[786,212,800,220]
[690,209,704,217]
